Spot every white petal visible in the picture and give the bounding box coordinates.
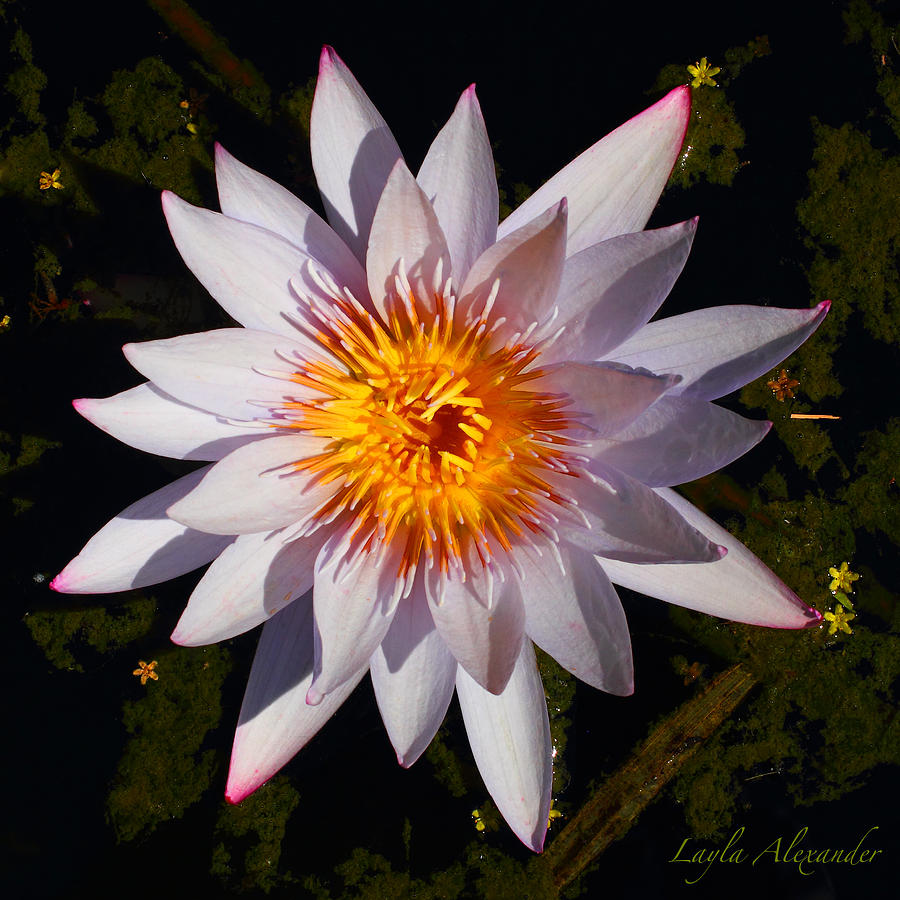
[51,466,231,594]
[425,546,525,695]
[540,362,678,438]
[516,542,633,695]
[587,397,771,486]
[308,527,404,703]
[366,160,451,321]
[214,143,367,300]
[458,200,567,341]
[369,581,457,767]
[456,640,553,852]
[162,191,331,339]
[74,383,267,461]
[310,46,403,264]
[226,596,366,802]
[600,488,821,628]
[544,219,698,364]
[171,529,328,646]
[166,435,335,535]
[123,328,314,421]
[553,464,724,563]
[417,85,498,282]
[498,87,690,255]
[609,301,831,400]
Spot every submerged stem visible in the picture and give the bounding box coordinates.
[546,663,756,889]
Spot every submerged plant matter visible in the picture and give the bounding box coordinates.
[53,46,826,850]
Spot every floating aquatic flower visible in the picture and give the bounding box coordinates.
[828,561,859,594]
[133,659,159,684]
[823,605,855,636]
[687,57,721,88]
[766,368,800,401]
[53,47,827,851]
[39,167,63,190]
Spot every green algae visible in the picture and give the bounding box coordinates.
[24,593,157,671]
[4,28,46,127]
[651,37,771,190]
[106,644,231,842]
[1,430,62,516]
[211,776,302,893]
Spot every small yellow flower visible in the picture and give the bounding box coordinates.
[766,368,800,401]
[687,57,721,88]
[132,659,159,684]
[39,168,63,190]
[823,606,855,635]
[0,314,10,331]
[547,802,563,829]
[828,561,859,594]
[471,808,486,832]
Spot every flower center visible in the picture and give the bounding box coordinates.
[276,266,577,580]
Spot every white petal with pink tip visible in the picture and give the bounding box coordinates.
[498,87,690,254]
[172,529,328,646]
[600,488,821,628]
[457,641,553,852]
[226,597,366,803]
[370,584,457,767]
[417,85,498,282]
[74,383,266,461]
[166,435,335,535]
[52,466,231,594]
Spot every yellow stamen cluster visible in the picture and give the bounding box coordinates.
[277,270,578,579]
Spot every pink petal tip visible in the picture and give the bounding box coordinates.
[305,686,323,706]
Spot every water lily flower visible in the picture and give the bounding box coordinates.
[52,47,826,852]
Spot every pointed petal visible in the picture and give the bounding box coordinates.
[425,546,525,695]
[162,191,331,339]
[458,200,567,340]
[166,435,335,535]
[553,464,724,563]
[366,160,451,321]
[215,143,367,299]
[456,641,552,852]
[310,46,403,264]
[417,85,498,282]
[543,219,698,364]
[226,596,366,802]
[308,527,403,703]
[587,396,771,486]
[171,529,328,646]
[51,466,231,594]
[122,328,314,421]
[610,301,831,400]
[370,582,457,767]
[498,87,690,255]
[516,542,633,695]
[599,488,821,628]
[74,383,268,461]
[540,362,678,438]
